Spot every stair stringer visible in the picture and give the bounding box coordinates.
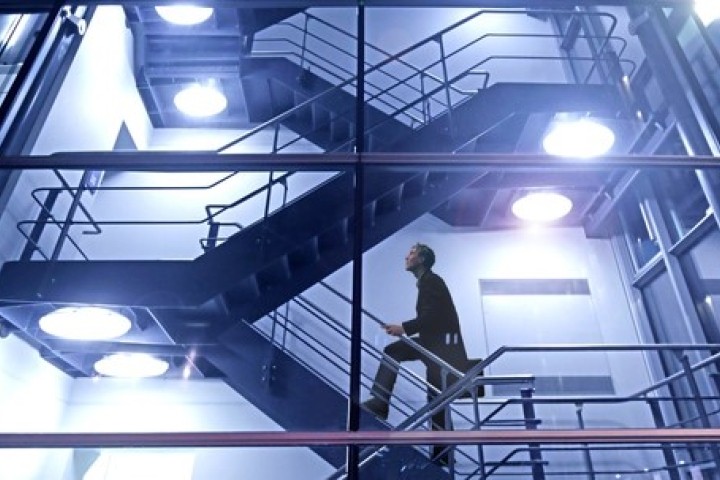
[240,56,414,151]
[203,321,451,479]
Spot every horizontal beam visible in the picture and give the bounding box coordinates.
[2,152,720,171]
[0,1,696,9]
[1,428,719,448]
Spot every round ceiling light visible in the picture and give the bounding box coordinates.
[94,353,170,378]
[155,6,214,25]
[174,84,227,117]
[39,306,131,340]
[512,192,573,223]
[543,119,615,157]
[696,0,720,25]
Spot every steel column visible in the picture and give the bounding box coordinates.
[521,388,546,480]
[346,2,364,479]
[679,354,720,469]
[647,398,682,480]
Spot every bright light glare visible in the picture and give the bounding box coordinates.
[155,6,214,25]
[94,353,169,378]
[174,84,227,117]
[39,307,131,340]
[512,192,573,223]
[543,119,615,157]
[3,15,31,49]
[696,0,720,26]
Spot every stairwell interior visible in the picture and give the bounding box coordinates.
[1,2,720,479]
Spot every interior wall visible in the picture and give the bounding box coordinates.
[0,335,72,480]
[0,5,151,263]
[60,378,333,480]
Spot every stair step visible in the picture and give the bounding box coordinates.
[292,90,312,124]
[318,218,349,252]
[329,111,351,142]
[287,236,320,273]
[364,200,378,228]
[224,275,261,305]
[256,255,292,292]
[402,172,430,199]
[376,185,404,215]
[268,81,295,114]
[311,102,330,132]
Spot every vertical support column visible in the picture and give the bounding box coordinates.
[679,354,720,469]
[471,385,486,479]
[20,188,60,260]
[574,402,595,480]
[520,388,545,480]
[435,35,455,138]
[346,2,365,479]
[628,6,720,232]
[640,178,708,349]
[50,170,91,260]
[647,398,682,480]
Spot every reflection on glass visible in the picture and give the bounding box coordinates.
[619,193,660,271]
[0,13,44,111]
[655,170,710,243]
[0,162,720,475]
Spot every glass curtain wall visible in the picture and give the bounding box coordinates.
[4,2,720,480]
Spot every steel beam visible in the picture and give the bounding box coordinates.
[1,152,720,171]
[0,1,696,9]
[1,428,720,449]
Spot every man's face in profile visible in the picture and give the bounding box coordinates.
[405,246,422,272]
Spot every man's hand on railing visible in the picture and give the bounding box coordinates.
[383,324,405,337]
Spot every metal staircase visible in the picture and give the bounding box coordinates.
[0,7,635,478]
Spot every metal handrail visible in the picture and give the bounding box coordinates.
[254,288,519,475]
[329,343,720,478]
[20,171,298,259]
[398,343,720,435]
[219,8,624,153]
[257,292,479,430]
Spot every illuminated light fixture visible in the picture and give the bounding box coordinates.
[94,353,170,378]
[174,84,227,117]
[155,6,214,25]
[695,0,720,26]
[543,119,615,157]
[512,192,573,223]
[39,306,131,340]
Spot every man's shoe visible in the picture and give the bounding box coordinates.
[361,398,389,421]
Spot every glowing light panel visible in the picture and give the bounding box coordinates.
[94,353,169,378]
[174,84,227,117]
[512,192,573,223]
[696,0,720,26]
[543,119,615,157]
[39,307,131,340]
[155,6,213,25]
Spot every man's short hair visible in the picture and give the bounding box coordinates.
[414,243,435,269]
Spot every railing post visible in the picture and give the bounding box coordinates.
[471,382,487,479]
[204,221,220,251]
[300,13,310,71]
[434,34,455,138]
[646,398,682,480]
[420,72,429,124]
[21,188,59,260]
[679,354,720,470]
[50,170,91,260]
[264,171,275,219]
[574,402,596,480]
[520,387,545,480]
